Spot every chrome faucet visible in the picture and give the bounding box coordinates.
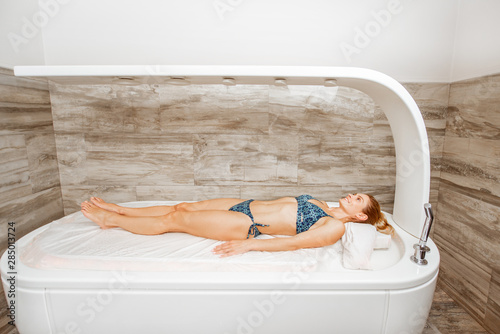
[411,203,434,265]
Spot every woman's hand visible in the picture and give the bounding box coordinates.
[213,240,254,258]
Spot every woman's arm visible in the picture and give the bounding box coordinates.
[212,219,345,257]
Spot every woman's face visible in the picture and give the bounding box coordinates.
[339,193,370,217]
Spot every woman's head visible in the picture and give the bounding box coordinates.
[339,193,394,235]
[360,194,394,235]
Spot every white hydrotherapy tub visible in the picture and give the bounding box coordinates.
[5,65,439,333]
[1,201,438,334]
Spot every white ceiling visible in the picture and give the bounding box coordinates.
[1,0,499,82]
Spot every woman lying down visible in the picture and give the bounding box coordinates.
[81,194,394,258]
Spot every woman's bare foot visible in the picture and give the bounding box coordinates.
[81,201,119,229]
[90,197,124,215]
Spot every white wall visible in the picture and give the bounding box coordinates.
[450,0,500,82]
[0,0,46,68]
[1,0,499,82]
[39,0,458,82]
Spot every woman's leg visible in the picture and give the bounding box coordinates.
[81,201,253,240]
[90,197,176,216]
[90,197,247,217]
[82,202,168,235]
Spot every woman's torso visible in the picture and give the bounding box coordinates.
[250,196,333,235]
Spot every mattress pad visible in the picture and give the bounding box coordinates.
[20,201,398,272]
[20,202,346,272]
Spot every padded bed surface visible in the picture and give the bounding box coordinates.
[20,201,396,272]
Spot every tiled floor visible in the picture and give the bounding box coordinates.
[424,285,488,334]
[0,284,489,334]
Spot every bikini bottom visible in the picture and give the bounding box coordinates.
[228,199,269,238]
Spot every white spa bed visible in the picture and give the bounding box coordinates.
[2,201,438,334]
[4,65,440,334]
[19,201,396,273]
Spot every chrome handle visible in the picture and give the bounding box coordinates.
[420,203,434,244]
[411,203,434,265]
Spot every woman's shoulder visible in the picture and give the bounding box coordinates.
[305,217,345,246]
[323,217,346,233]
[310,215,344,230]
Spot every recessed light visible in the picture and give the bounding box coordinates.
[274,78,287,87]
[222,78,236,86]
[324,79,337,87]
[165,77,191,86]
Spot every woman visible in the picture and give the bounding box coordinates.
[81,193,393,257]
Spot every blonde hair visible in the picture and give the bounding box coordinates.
[360,194,394,235]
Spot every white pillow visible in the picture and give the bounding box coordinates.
[374,231,392,249]
[342,222,388,270]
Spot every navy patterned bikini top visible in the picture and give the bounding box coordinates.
[295,194,332,233]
